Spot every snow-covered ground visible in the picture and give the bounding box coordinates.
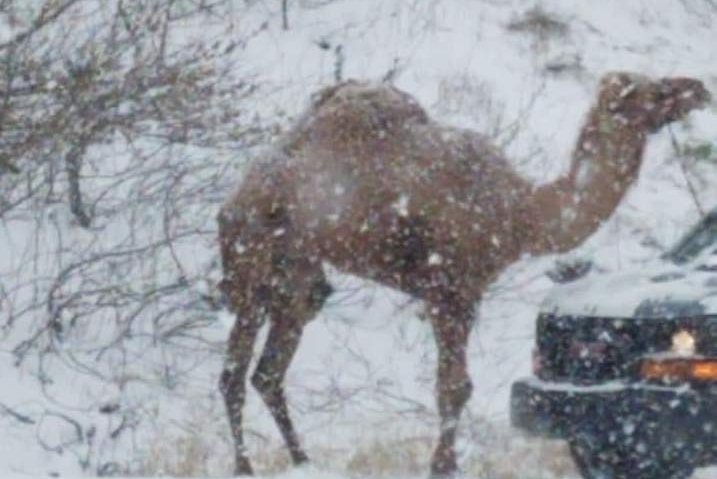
[2,1,717,477]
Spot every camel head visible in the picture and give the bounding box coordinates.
[597,72,711,132]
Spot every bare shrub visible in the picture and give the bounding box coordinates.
[345,436,434,477]
[0,0,269,473]
[464,436,575,479]
[506,7,570,40]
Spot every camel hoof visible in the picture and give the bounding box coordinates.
[429,458,458,479]
[428,469,458,479]
[291,450,310,465]
[234,457,254,476]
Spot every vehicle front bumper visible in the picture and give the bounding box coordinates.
[511,377,717,450]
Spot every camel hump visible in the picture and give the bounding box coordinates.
[308,80,430,126]
[309,80,362,109]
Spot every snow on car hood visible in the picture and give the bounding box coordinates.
[540,261,717,319]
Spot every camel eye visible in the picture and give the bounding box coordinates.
[267,205,285,221]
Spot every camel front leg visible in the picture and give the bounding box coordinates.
[427,298,474,478]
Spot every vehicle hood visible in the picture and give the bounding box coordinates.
[540,261,717,319]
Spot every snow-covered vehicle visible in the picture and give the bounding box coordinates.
[511,211,717,479]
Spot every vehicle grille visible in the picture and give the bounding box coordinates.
[536,314,717,384]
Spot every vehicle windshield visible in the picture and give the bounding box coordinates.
[664,211,717,265]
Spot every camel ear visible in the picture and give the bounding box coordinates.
[601,72,633,89]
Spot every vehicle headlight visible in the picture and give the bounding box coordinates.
[638,330,717,382]
[671,330,696,356]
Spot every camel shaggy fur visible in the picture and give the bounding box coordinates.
[217,72,710,477]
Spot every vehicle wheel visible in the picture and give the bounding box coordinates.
[568,428,695,479]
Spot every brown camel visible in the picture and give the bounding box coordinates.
[217,72,710,477]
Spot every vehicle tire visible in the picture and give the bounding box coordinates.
[568,427,695,479]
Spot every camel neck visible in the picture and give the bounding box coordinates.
[529,108,649,254]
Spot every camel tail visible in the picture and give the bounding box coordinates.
[217,205,243,310]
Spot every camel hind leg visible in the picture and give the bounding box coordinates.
[220,257,330,475]
[218,205,274,475]
[251,260,332,466]
[220,311,263,476]
[251,321,308,465]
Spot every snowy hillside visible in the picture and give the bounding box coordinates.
[1,1,716,478]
